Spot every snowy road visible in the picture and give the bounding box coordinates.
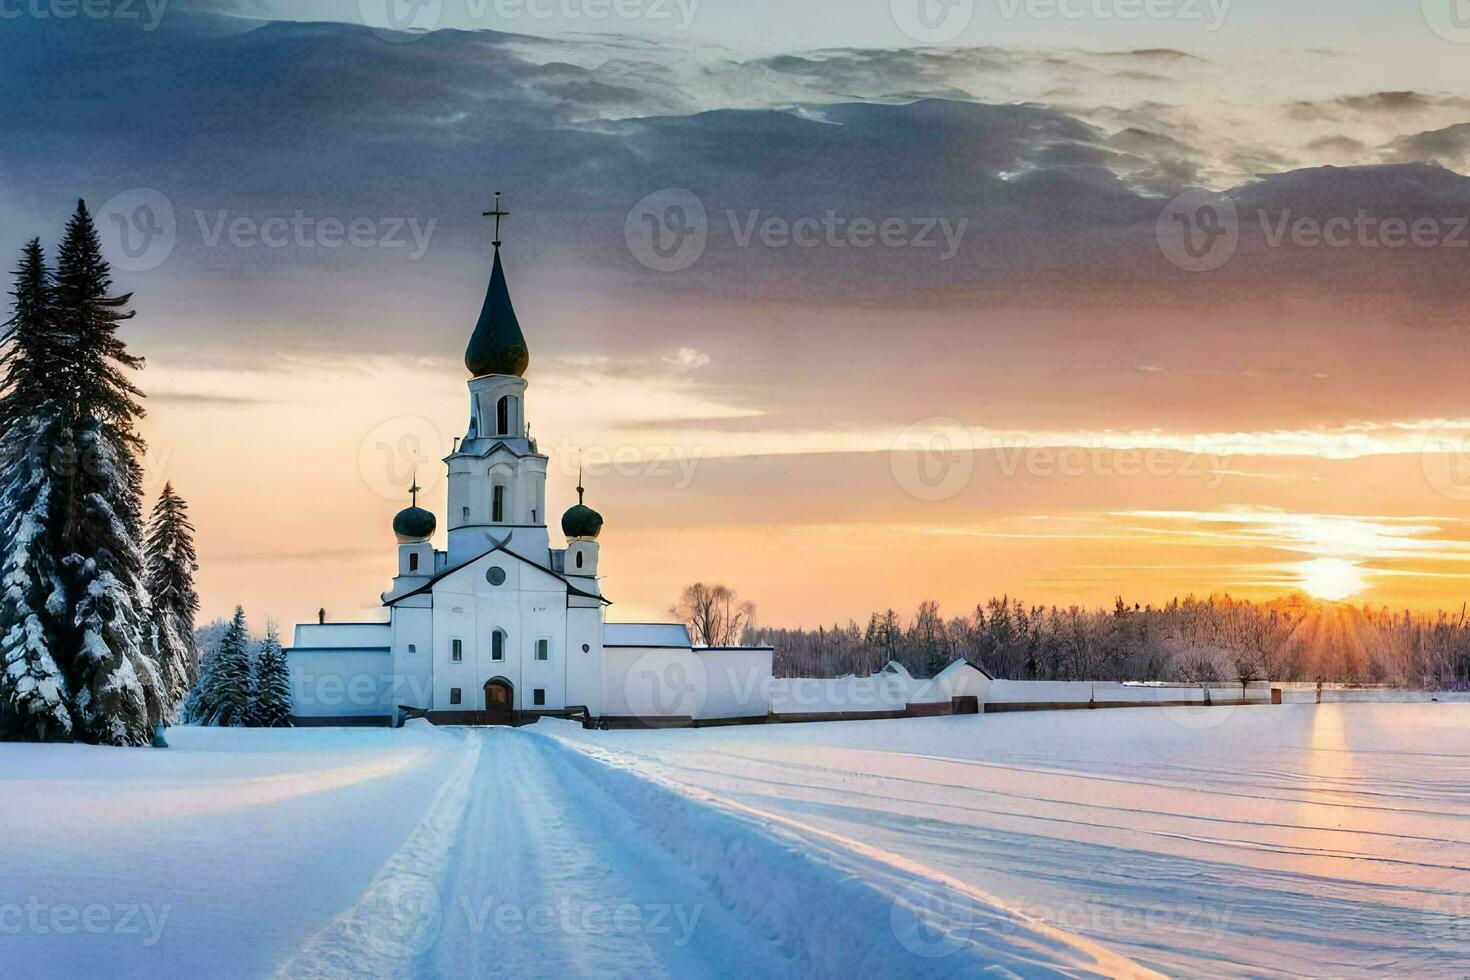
[420,729,788,978]
[281,727,1142,979]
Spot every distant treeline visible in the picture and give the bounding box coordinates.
[744,595,1470,688]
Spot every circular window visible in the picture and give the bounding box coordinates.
[581,643,590,654]
[486,566,507,586]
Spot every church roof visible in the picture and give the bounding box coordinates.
[384,538,609,607]
[465,246,530,378]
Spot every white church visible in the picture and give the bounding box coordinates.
[285,199,992,728]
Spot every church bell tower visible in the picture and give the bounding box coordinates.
[444,193,549,565]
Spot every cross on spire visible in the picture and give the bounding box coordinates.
[483,190,509,247]
[577,464,585,505]
[408,471,421,508]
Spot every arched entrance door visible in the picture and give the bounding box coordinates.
[482,678,515,726]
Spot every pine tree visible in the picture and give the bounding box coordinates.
[191,606,253,727]
[144,482,200,718]
[0,241,71,741]
[251,624,292,728]
[51,200,160,745]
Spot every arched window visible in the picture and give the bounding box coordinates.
[576,551,584,569]
[492,485,505,523]
[408,552,419,572]
[491,629,506,662]
[496,395,510,436]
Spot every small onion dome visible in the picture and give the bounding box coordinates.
[393,506,436,542]
[561,503,603,539]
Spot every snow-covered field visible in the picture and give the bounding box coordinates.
[2,704,1466,977]
[554,703,1470,977]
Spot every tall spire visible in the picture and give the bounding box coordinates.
[465,190,530,378]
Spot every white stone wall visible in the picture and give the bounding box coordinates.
[431,552,569,712]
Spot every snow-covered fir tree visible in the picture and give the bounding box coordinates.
[189,606,253,727]
[52,200,160,745]
[251,623,292,728]
[0,240,71,741]
[144,482,200,718]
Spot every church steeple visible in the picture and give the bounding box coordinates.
[465,192,530,378]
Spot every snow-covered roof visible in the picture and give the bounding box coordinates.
[290,621,391,650]
[603,622,691,648]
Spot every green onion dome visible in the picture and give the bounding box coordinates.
[393,506,436,542]
[465,247,529,378]
[561,503,603,540]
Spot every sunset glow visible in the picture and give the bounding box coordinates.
[1297,558,1367,603]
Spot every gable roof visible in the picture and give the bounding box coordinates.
[384,541,610,607]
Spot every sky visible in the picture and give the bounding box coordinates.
[4,1,1470,629]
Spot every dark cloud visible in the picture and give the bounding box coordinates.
[5,11,1470,437]
[1384,123,1470,168]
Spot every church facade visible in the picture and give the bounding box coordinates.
[284,203,775,727]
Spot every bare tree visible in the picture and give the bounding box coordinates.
[671,582,756,647]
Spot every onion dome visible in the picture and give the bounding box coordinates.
[465,224,529,376]
[561,474,602,539]
[393,505,436,542]
[561,503,603,540]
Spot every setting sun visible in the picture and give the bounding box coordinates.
[1299,558,1367,602]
